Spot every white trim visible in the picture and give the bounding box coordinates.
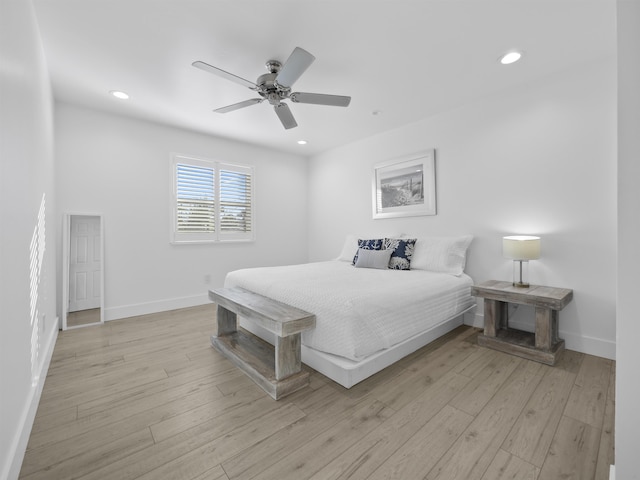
[62,213,105,330]
[465,309,485,329]
[609,465,615,480]
[4,320,58,480]
[470,311,616,360]
[562,330,616,360]
[104,293,210,321]
[170,153,255,244]
[462,309,478,327]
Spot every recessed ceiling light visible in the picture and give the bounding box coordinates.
[110,90,129,100]
[297,140,307,145]
[499,51,523,65]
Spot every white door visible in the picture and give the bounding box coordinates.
[69,215,101,312]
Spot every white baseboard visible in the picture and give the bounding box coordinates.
[108,297,615,359]
[464,310,484,328]
[104,293,211,321]
[469,312,616,360]
[562,330,616,361]
[4,319,59,480]
[609,465,615,480]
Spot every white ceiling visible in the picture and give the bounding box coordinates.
[32,1,616,156]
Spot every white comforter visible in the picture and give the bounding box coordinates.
[224,261,474,361]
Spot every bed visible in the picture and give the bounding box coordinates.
[223,235,475,388]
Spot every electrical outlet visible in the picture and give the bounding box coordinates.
[204,274,211,284]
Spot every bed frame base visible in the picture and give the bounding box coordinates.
[240,306,474,389]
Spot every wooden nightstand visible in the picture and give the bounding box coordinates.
[471,280,573,365]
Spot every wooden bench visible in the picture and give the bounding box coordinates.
[208,287,316,400]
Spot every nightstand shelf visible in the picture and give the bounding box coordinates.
[471,280,573,365]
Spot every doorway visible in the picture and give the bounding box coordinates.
[62,214,104,330]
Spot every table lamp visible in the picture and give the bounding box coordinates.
[503,235,541,288]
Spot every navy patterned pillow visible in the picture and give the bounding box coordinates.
[352,238,384,265]
[384,238,417,270]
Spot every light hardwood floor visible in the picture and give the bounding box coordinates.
[66,308,101,328]
[20,304,615,480]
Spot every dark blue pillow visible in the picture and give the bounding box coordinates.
[384,238,417,270]
[352,238,384,265]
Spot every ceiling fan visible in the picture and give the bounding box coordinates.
[192,47,351,129]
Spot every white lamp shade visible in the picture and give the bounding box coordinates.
[503,235,541,260]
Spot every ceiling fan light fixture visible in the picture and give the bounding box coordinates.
[110,90,130,100]
[499,51,523,65]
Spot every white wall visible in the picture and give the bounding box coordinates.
[615,1,640,478]
[55,104,309,320]
[308,57,617,360]
[0,0,59,478]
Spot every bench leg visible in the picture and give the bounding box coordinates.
[215,305,237,336]
[535,307,558,351]
[275,333,301,380]
[484,299,508,337]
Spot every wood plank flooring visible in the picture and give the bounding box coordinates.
[66,308,101,328]
[20,304,615,480]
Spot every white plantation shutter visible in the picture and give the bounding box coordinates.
[176,163,215,234]
[219,166,253,236]
[171,155,254,243]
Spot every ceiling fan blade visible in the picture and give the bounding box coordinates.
[273,103,298,129]
[214,98,264,113]
[290,92,351,107]
[192,61,257,90]
[275,47,315,88]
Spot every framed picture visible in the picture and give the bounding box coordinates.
[372,150,436,219]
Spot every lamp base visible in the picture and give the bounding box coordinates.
[513,260,530,288]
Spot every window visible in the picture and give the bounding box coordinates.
[171,154,254,243]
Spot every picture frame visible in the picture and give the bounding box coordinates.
[372,150,436,219]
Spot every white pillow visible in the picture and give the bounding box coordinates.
[354,248,393,269]
[410,235,473,275]
[336,234,359,262]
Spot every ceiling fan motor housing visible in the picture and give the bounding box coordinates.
[256,70,290,104]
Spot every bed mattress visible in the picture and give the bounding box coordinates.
[224,261,474,361]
